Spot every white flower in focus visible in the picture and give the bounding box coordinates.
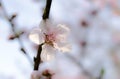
[29,20,71,61]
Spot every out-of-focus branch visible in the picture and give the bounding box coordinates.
[0,1,33,64]
[97,68,104,79]
[80,20,89,57]
[65,53,94,79]
[66,54,105,79]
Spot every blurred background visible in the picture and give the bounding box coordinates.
[0,0,120,79]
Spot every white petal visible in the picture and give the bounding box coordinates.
[56,24,70,36]
[41,45,57,61]
[29,28,44,44]
[56,34,67,42]
[55,42,72,52]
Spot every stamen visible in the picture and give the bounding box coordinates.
[44,33,55,47]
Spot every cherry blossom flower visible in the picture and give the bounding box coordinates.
[29,19,71,61]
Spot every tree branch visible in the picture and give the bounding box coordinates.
[34,0,52,70]
[34,43,44,70]
[0,1,33,64]
[42,0,52,20]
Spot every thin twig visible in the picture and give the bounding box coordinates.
[97,68,104,79]
[65,53,94,79]
[0,1,33,64]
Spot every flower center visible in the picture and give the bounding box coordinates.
[44,33,55,47]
